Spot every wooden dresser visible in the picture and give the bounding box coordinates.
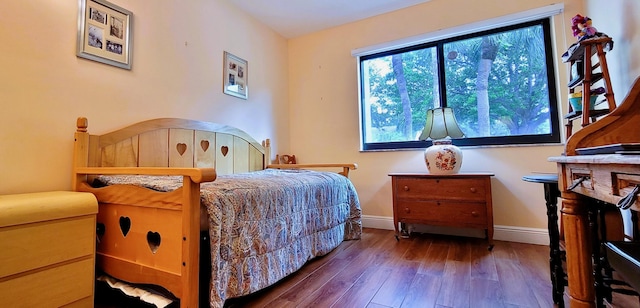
[0,191,98,307]
[389,173,494,247]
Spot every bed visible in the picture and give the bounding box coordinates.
[71,117,362,307]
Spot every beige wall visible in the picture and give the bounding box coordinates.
[586,0,640,236]
[3,0,639,240]
[287,0,589,235]
[587,0,640,99]
[0,0,289,194]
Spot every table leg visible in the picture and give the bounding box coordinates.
[562,192,596,307]
[588,203,607,307]
[544,182,565,306]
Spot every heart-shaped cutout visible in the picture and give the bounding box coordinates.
[221,146,229,157]
[119,217,131,237]
[147,231,161,254]
[96,223,105,244]
[200,140,210,152]
[176,143,187,156]
[97,223,106,236]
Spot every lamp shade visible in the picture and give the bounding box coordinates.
[419,107,465,174]
[418,107,465,141]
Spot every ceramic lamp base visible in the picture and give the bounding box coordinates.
[425,139,462,174]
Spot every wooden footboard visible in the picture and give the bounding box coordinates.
[72,117,222,307]
[75,169,215,307]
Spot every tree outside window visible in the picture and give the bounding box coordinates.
[359,19,560,151]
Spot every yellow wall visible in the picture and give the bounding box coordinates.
[0,0,289,194]
[287,0,586,233]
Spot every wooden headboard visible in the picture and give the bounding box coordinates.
[74,117,269,173]
[72,117,356,190]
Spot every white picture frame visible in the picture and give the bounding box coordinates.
[223,51,248,99]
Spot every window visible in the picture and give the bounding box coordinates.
[358,18,560,151]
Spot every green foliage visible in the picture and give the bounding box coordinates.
[363,23,553,142]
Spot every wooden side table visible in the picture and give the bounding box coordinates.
[389,173,494,249]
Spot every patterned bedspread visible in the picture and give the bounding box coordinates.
[96,169,362,307]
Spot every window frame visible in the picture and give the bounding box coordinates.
[358,18,561,151]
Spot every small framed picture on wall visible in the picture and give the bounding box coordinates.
[76,0,133,69]
[223,51,248,99]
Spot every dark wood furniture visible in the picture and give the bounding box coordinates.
[550,77,640,307]
[522,174,566,307]
[604,241,640,294]
[389,173,494,248]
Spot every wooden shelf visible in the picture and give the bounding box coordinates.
[568,72,603,90]
[562,37,613,63]
[564,36,616,138]
[564,108,610,121]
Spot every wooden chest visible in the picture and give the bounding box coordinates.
[390,173,494,247]
[0,191,98,307]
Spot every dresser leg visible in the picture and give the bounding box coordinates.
[394,222,408,240]
[394,217,400,240]
[484,230,494,250]
[400,222,410,238]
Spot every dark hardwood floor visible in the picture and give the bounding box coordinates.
[96,228,639,307]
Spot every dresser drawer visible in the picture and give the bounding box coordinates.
[394,177,487,201]
[0,191,98,307]
[0,216,95,278]
[395,200,488,228]
[0,258,94,307]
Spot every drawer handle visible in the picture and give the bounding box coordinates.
[403,185,409,191]
[404,207,410,213]
[470,187,477,193]
[471,211,479,217]
[568,176,589,190]
[617,184,640,210]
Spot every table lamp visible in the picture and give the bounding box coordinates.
[418,107,465,174]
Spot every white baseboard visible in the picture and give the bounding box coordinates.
[361,215,396,230]
[361,215,549,246]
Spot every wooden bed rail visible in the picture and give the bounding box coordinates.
[267,163,358,178]
[74,167,217,183]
